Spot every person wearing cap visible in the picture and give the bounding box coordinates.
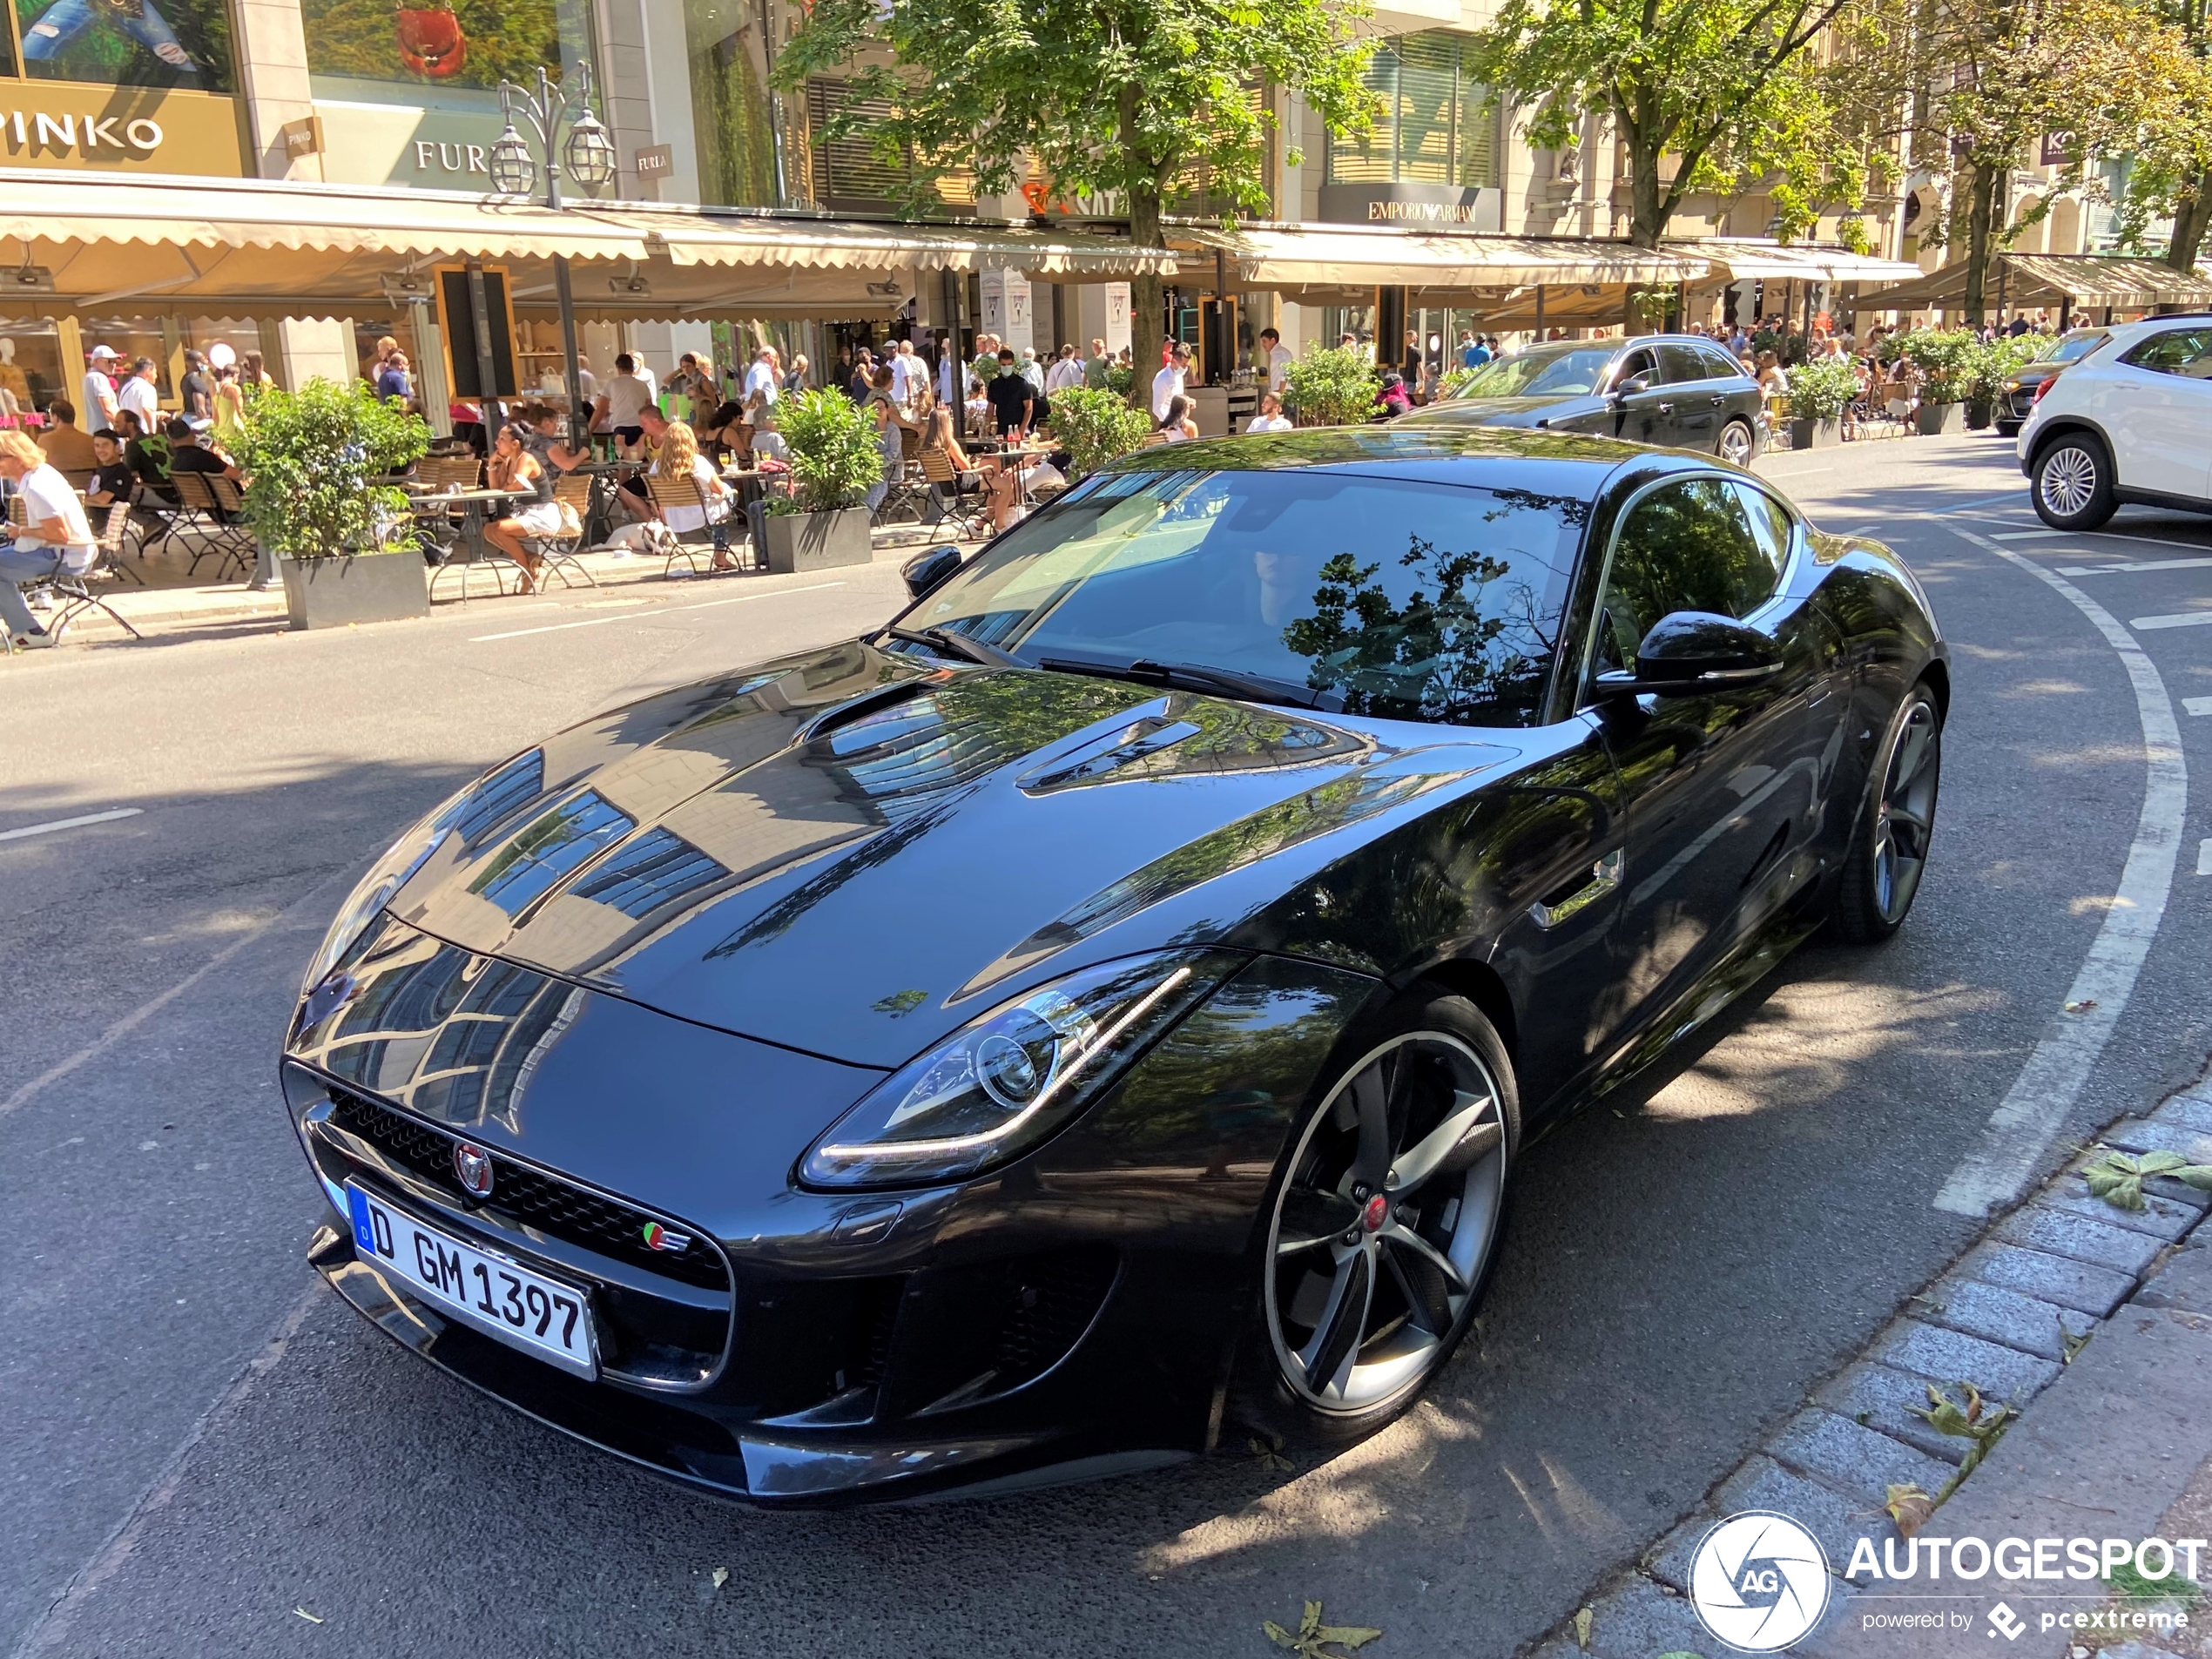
[80,346,119,434]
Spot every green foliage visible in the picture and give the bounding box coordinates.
[1282,347,1379,428]
[1969,334,2045,403]
[1835,213,1874,256]
[1103,363,1136,398]
[1911,1381,2014,1498]
[225,378,429,561]
[1465,0,1869,246]
[1785,357,1859,421]
[1044,387,1150,479]
[774,388,884,515]
[1280,539,1522,722]
[1899,329,1980,404]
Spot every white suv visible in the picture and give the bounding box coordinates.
[2018,315,2212,529]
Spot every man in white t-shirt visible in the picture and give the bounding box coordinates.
[1044,344,1085,393]
[1258,327,1292,395]
[0,432,98,649]
[80,345,120,433]
[887,340,921,403]
[1246,390,1293,433]
[741,346,779,409]
[1151,342,1191,421]
[117,357,160,430]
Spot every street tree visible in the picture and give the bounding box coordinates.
[774,0,1377,401]
[2067,3,2212,270]
[1462,0,1874,249]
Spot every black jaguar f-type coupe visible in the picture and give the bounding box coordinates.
[284,424,1946,1506]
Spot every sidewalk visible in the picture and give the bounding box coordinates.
[1530,1087,2212,1659]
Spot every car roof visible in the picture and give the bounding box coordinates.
[1098,421,1661,491]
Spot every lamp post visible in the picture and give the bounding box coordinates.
[489,63,617,446]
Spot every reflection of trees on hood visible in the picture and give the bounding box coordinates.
[1282,536,1545,727]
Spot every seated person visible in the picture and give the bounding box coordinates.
[482,421,561,595]
[747,406,788,464]
[923,402,1022,531]
[522,406,590,474]
[85,430,135,508]
[646,420,737,572]
[1155,395,1199,443]
[117,410,175,503]
[1247,391,1293,433]
[0,431,98,651]
[38,401,99,471]
[161,419,242,517]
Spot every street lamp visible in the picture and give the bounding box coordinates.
[492,62,617,444]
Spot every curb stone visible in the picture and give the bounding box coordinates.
[1524,1084,2212,1659]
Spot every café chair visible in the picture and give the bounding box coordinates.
[12,504,144,644]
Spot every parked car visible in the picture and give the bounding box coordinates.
[286,424,1946,1506]
[1401,334,1765,465]
[2018,316,2212,529]
[1994,327,2108,436]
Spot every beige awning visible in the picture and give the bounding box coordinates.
[1176,224,1708,293]
[0,168,1172,320]
[1854,252,2212,312]
[1675,238,1926,285]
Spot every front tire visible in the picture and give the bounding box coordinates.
[1231,988,1519,1451]
[1717,418,1757,467]
[1831,683,1942,944]
[2032,434,2117,530]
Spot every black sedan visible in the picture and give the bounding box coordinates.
[1995,327,2107,436]
[1406,334,1767,466]
[284,425,1946,1505]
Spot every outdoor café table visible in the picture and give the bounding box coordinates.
[408,485,517,570]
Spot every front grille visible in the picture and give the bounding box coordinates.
[327,1087,730,1293]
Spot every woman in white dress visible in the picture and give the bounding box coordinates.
[483,421,562,593]
[649,420,738,572]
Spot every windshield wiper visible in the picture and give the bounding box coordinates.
[881,625,1028,669]
[1037,655,1331,710]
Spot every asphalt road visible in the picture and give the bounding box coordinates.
[4,436,2209,1659]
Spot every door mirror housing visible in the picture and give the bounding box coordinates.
[1595,610,1784,698]
[901,544,964,600]
[1614,372,1655,398]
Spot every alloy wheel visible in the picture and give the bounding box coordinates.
[1872,698,1940,923]
[2038,445,2101,518]
[1717,421,1755,466]
[1264,1031,1507,1414]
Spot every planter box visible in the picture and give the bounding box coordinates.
[1965,400,1993,430]
[280,551,430,631]
[763,508,873,574]
[1916,401,1963,435]
[1788,416,1843,449]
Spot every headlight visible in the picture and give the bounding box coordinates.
[800,952,1238,1190]
[2002,378,2021,391]
[300,819,450,995]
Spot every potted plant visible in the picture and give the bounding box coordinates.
[227,378,431,630]
[1044,386,1150,478]
[1783,358,1858,448]
[1281,345,1380,428]
[1900,328,1978,435]
[764,388,883,573]
[1966,334,2038,430]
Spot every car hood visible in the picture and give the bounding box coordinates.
[386,640,1508,1067]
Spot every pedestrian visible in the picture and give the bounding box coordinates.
[80,344,120,433]
[890,339,921,404]
[1246,390,1292,433]
[240,349,272,388]
[0,430,98,651]
[782,354,810,395]
[987,348,1034,438]
[117,356,160,430]
[374,350,411,404]
[592,353,656,458]
[847,347,875,403]
[1045,343,1085,394]
[862,364,909,510]
[971,333,1001,388]
[1375,371,1412,419]
[937,332,967,408]
[1150,341,1190,421]
[1084,337,1112,389]
[176,349,214,431]
[1018,347,1045,396]
[1258,326,1291,394]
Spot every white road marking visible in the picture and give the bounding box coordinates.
[2201,839,2212,877]
[2058,557,2212,577]
[469,580,847,642]
[2187,697,2212,717]
[1992,530,2064,541]
[1933,526,2188,1219]
[0,807,143,844]
[2128,611,2212,631]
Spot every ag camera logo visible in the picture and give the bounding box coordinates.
[1689,1511,1832,1651]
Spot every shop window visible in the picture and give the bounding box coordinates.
[687,0,786,208]
[805,76,974,213]
[301,0,593,97]
[12,0,237,91]
[1326,31,1497,190]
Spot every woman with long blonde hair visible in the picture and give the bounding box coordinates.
[649,419,738,571]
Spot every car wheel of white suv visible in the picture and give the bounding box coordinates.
[2032,435,2117,531]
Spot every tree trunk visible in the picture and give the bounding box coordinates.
[1962,159,1999,326]
[1128,185,1165,416]
[2167,172,2212,273]
[1622,118,1669,248]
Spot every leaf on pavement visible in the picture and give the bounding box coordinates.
[2083,1150,2194,1211]
[1263,1601,1382,1656]
[1885,1483,1937,1538]
[1249,1435,1295,1473]
[1574,1605,1594,1649]
[293,1608,325,1624]
[2060,1323,2093,1365]
[2063,999,2097,1014]
[711,1567,730,1590]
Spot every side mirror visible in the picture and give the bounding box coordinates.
[1615,372,1654,398]
[1595,610,1784,698]
[901,544,963,600]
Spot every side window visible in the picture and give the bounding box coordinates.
[1588,478,1782,677]
[1614,348,1659,390]
[1733,482,1795,582]
[1699,346,1750,381]
[2124,328,2212,380]
[1656,343,1711,384]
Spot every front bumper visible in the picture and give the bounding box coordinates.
[285,914,1379,1502]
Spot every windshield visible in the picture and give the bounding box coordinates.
[1448,345,1618,398]
[2036,330,2107,367]
[898,468,1585,729]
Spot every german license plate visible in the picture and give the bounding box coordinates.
[346,1183,597,1379]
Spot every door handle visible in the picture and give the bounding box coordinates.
[1528,847,1624,929]
[1656,401,1675,414]
[1710,395,1725,406]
